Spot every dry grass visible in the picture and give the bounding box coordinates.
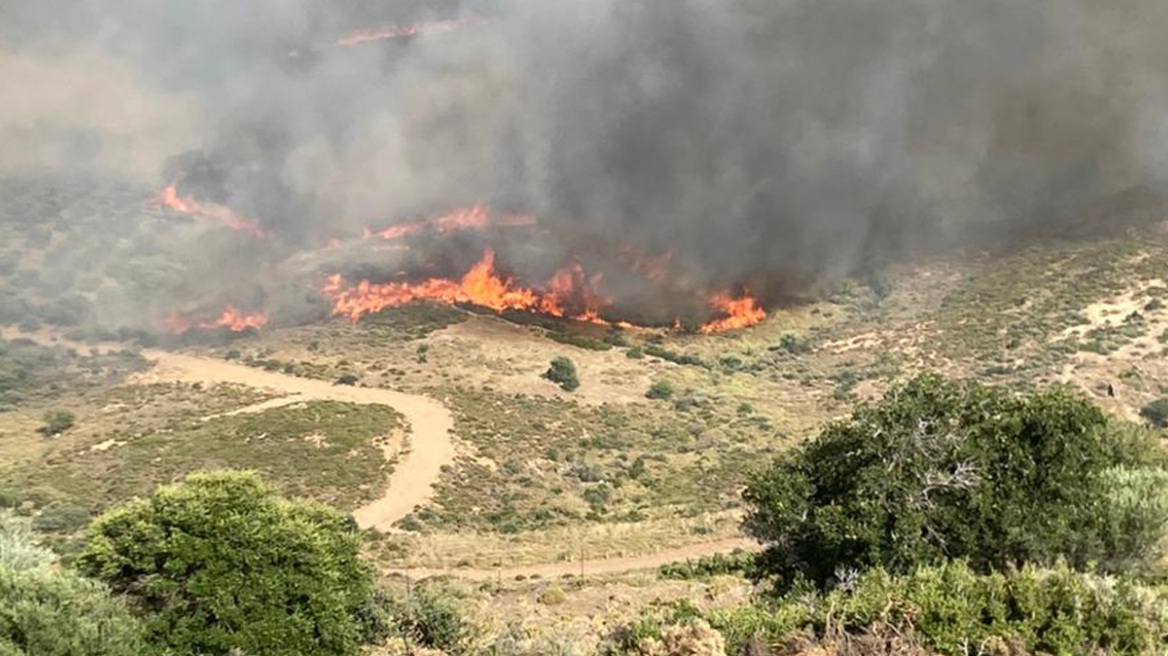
[372,512,744,570]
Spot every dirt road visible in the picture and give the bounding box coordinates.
[4,327,757,575]
[131,349,455,532]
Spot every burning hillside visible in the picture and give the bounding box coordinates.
[6,0,1168,341]
[148,178,766,334]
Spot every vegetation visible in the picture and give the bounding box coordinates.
[1141,397,1168,428]
[38,409,75,436]
[547,331,613,352]
[645,380,674,400]
[744,374,1168,587]
[78,471,379,656]
[383,587,477,655]
[609,562,1168,656]
[544,356,581,392]
[1,512,146,656]
[9,398,400,513]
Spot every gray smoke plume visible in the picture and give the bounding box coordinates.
[2,0,1167,328]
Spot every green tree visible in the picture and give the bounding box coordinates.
[543,356,580,392]
[39,409,75,436]
[1,512,145,656]
[744,374,1166,587]
[77,471,378,656]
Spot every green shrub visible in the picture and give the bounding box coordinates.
[30,502,90,534]
[544,356,580,392]
[626,346,645,359]
[658,549,761,580]
[705,562,1168,656]
[77,471,378,656]
[547,332,612,352]
[744,374,1166,587]
[643,345,705,367]
[1,512,146,656]
[645,380,674,400]
[386,588,476,655]
[39,409,75,436]
[1140,397,1168,428]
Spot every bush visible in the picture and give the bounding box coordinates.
[643,345,705,367]
[77,471,378,656]
[744,374,1166,587]
[544,356,580,392]
[645,380,674,400]
[30,502,90,534]
[1,512,146,656]
[1140,397,1168,428]
[704,561,1168,656]
[537,584,567,605]
[547,332,612,351]
[386,588,476,655]
[658,550,761,580]
[335,373,360,386]
[39,409,75,436]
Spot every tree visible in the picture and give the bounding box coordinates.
[77,471,379,656]
[744,374,1166,587]
[39,409,75,436]
[1,512,145,656]
[544,356,580,392]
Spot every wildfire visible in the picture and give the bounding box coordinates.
[337,15,486,47]
[365,204,534,241]
[323,246,766,332]
[153,182,266,239]
[166,306,269,333]
[324,248,612,324]
[700,293,766,333]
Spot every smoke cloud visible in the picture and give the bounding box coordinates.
[2,0,1167,328]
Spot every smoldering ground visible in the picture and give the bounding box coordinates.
[1,0,1167,330]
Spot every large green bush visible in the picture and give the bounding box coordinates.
[77,470,379,656]
[1,512,145,656]
[744,374,1167,586]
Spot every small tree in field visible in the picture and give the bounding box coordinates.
[544,356,580,392]
[744,374,1168,588]
[78,471,379,656]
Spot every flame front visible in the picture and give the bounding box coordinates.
[167,305,269,333]
[154,182,266,239]
[325,248,610,323]
[700,293,766,333]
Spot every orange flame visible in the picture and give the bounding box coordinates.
[337,15,486,47]
[166,305,269,333]
[700,293,766,333]
[324,248,611,324]
[366,204,534,241]
[153,182,266,239]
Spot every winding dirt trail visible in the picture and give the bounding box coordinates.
[4,327,758,575]
[131,349,455,532]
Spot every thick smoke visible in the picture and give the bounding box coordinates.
[2,0,1167,327]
